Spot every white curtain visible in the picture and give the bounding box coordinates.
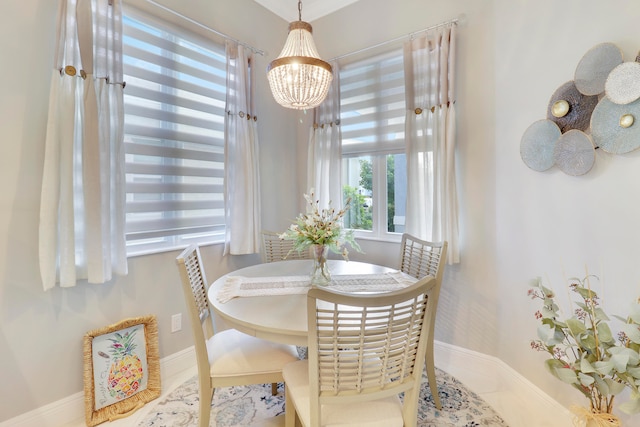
[40,0,127,290]
[224,41,261,255]
[307,61,342,210]
[403,24,460,264]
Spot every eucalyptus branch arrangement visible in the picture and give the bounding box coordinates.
[528,274,640,421]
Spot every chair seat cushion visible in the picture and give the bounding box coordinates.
[283,360,404,427]
[208,329,299,377]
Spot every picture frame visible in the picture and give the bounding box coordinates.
[83,315,161,426]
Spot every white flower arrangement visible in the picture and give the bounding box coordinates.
[279,190,361,259]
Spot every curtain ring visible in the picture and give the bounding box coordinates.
[239,111,245,118]
[247,114,251,121]
[415,107,423,115]
[313,123,319,129]
[430,106,436,113]
[253,116,258,122]
[64,65,77,76]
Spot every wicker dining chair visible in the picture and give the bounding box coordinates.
[261,230,311,262]
[399,233,448,409]
[283,276,438,427]
[176,245,299,427]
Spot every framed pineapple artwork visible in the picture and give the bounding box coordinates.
[83,315,161,426]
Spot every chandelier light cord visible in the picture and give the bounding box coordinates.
[298,0,302,21]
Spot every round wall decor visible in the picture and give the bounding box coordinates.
[591,96,640,154]
[605,61,640,105]
[522,41,640,175]
[553,130,595,176]
[520,119,561,171]
[547,81,599,133]
[574,42,623,96]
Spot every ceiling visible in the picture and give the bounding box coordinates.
[253,0,361,22]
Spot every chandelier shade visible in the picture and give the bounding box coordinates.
[267,19,333,109]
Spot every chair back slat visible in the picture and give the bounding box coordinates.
[261,230,311,262]
[176,245,215,358]
[399,234,446,280]
[178,246,210,323]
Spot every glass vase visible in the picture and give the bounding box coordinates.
[310,244,331,286]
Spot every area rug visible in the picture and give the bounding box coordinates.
[139,367,508,426]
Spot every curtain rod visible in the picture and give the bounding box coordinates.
[330,16,459,62]
[145,0,266,56]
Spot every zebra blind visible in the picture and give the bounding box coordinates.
[340,49,406,157]
[122,9,226,255]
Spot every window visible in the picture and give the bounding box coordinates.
[340,50,407,240]
[122,9,226,255]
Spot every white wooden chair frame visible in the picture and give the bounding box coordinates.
[176,245,298,427]
[284,277,437,427]
[399,233,448,409]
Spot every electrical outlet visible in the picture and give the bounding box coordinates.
[171,313,182,333]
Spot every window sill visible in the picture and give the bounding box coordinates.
[126,240,224,258]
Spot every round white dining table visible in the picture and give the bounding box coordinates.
[208,259,395,347]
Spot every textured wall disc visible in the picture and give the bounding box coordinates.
[591,97,640,154]
[520,119,561,171]
[574,42,623,96]
[605,61,640,105]
[553,130,595,176]
[547,81,599,133]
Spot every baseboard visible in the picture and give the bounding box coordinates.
[433,340,572,422]
[3,343,570,427]
[0,346,196,427]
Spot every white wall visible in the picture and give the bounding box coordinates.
[4,0,640,423]
[494,1,640,422]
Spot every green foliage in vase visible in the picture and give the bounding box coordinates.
[280,189,362,260]
[529,275,640,415]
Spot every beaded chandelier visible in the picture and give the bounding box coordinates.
[267,0,333,109]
